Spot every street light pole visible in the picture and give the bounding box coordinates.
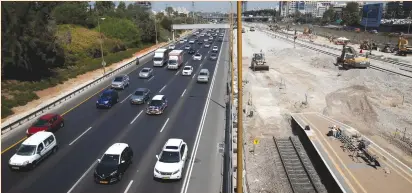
[97,17,106,75]
[236,1,243,193]
[364,10,372,32]
[154,17,158,44]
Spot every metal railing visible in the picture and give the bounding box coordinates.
[1,31,194,134]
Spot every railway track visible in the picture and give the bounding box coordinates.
[261,30,412,79]
[274,136,318,193]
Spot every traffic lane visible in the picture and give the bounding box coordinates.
[0,40,189,151]
[1,41,193,193]
[61,57,208,193]
[134,46,221,193]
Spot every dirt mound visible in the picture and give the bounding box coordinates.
[309,56,336,69]
[323,85,378,123]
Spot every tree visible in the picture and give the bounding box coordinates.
[342,2,360,26]
[165,6,174,17]
[52,2,89,26]
[99,17,141,48]
[95,1,115,15]
[322,7,335,23]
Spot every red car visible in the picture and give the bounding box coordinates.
[26,114,64,136]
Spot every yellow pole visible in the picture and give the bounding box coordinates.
[230,2,234,103]
[236,1,243,193]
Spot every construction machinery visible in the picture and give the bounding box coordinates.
[360,40,377,50]
[335,44,370,69]
[380,43,395,53]
[250,50,269,71]
[303,25,313,35]
[396,36,412,56]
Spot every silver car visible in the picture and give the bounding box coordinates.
[130,88,151,105]
[197,69,210,83]
[209,53,217,60]
[139,67,153,78]
[111,75,129,90]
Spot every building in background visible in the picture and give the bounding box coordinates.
[360,3,384,28]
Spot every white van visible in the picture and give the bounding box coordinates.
[8,131,58,171]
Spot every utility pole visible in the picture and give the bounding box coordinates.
[192,1,195,24]
[230,2,234,103]
[236,1,244,193]
[97,17,106,75]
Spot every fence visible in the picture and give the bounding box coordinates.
[381,128,412,155]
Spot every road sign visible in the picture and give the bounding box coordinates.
[253,139,260,145]
[102,61,106,67]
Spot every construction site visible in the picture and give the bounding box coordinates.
[232,22,412,193]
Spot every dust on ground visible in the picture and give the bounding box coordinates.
[234,27,412,192]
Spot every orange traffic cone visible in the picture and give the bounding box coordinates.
[360,49,363,53]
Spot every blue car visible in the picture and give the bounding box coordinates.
[96,89,119,108]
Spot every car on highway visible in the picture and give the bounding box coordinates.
[139,67,153,79]
[189,39,195,44]
[168,44,175,49]
[197,69,210,83]
[200,33,205,37]
[130,88,151,105]
[209,36,213,40]
[26,113,64,136]
[198,40,203,44]
[209,53,218,60]
[184,45,191,50]
[193,53,202,60]
[218,37,223,42]
[183,38,188,42]
[96,89,119,108]
[146,95,168,115]
[212,46,219,52]
[111,74,129,90]
[204,38,208,42]
[153,138,188,180]
[94,143,133,184]
[182,66,193,76]
[219,33,224,37]
[188,48,196,55]
[179,39,184,43]
[204,44,210,48]
[9,131,57,171]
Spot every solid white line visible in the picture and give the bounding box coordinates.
[180,30,227,193]
[130,110,143,124]
[69,127,93,146]
[175,70,180,76]
[120,94,132,103]
[123,180,134,193]
[159,85,166,93]
[148,76,154,81]
[181,89,187,97]
[67,160,98,193]
[160,118,170,132]
[192,73,196,79]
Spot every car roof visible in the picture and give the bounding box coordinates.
[200,69,209,73]
[103,89,115,94]
[39,113,56,120]
[213,46,218,47]
[184,65,192,68]
[163,138,183,151]
[23,131,54,145]
[152,95,164,100]
[104,143,129,155]
[142,67,151,70]
[135,88,147,92]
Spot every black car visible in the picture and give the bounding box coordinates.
[188,49,196,54]
[94,143,133,184]
[198,41,203,44]
[96,89,119,108]
[210,53,218,60]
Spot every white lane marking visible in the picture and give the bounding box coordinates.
[180,30,226,193]
[123,180,134,193]
[69,127,93,146]
[159,85,166,93]
[175,70,181,76]
[181,89,187,98]
[130,110,143,124]
[192,73,196,79]
[160,118,170,132]
[120,94,132,103]
[148,76,154,81]
[67,160,98,193]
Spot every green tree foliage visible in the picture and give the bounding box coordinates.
[98,17,141,47]
[2,1,65,80]
[342,2,360,26]
[52,2,89,26]
[322,7,336,23]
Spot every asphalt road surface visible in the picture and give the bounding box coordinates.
[2,29,229,193]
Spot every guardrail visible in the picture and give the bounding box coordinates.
[1,31,194,134]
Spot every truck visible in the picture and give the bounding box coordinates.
[167,50,184,70]
[153,48,169,67]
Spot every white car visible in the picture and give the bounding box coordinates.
[183,38,188,42]
[189,40,195,44]
[212,46,219,52]
[169,45,175,49]
[200,33,205,37]
[209,36,213,40]
[182,66,193,76]
[193,53,202,60]
[154,138,188,180]
[204,39,208,42]
[179,40,184,43]
[204,44,210,48]
[184,45,191,50]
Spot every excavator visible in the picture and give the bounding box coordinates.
[360,40,377,50]
[397,36,412,56]
[250,50,269,71]
[336,43,370,69]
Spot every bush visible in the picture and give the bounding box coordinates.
[98,17,142,48]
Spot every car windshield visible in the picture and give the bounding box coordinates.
[114,77,123,82]
[169,60,177,65]
[134,91,144,96]
[185,46,190,48]
[153,57,163,61]
[200,72,207,76]
[195,54,201,57]
[141,69,149,72]
[184,67,191,70]
[159,151,180,163]
[33,118,49,127]
[100,154,119,165]
[16,144,36,156]
[213,47,217,49]
[101,92,111,99]
[211,54,217,57]
[149,100,163,106]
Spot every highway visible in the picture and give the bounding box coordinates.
[1,29,229,193]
